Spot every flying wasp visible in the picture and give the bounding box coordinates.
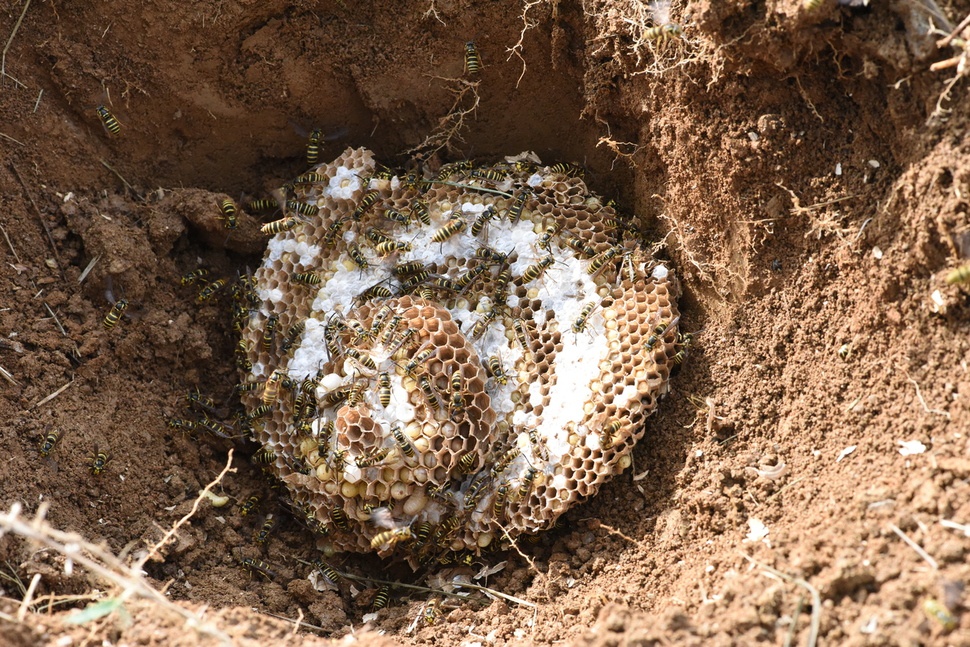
[306,128,322,165]
[370,526,412,550]
[96,105,121,135]
[219,199,238,229]
[464,41,482,76]
[102,299,129,329]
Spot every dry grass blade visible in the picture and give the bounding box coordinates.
[29,379,73,410]
[0,501,231,644]
[740,553,820,647]
[889,523,939,570]
[1,0,31,82]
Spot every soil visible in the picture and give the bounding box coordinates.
[1,0,970,644]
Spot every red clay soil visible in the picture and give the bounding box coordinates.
[1,0,970,645]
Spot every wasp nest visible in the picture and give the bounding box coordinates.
[237,147,681,565]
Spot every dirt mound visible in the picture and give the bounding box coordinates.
[1,0,969,644]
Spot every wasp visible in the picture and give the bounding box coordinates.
[572,302,597,333]
[255,515,277,544]
[802,0,824,9]
[406,348,435,376]
[402,172,424,192]
[235,380,259,394]
[353,189,382,221]
[487,356,508,385]
[393,261,425,277]
[375,240,412,255]
[306,128,323,165]
[562,234,596,258]
[475,245,508,263]
[366,228,394,245]
[645,316,679,349]
[181,269,209,286]
[167,418,197,433]
[86,447,110,475]
[293,271,321,286]
[355,446,390,468]
[280,321,305,355]
[248,405,271,421]
[386,327,418,355]
[431,215,467,243]
[186,388,216,413]
[329,507,350,530]
[253,448,276,464]
[418,375,441,410]
[345,348,377,371]
[450,379,466,420]
[262,315,279,352]
[400,273,432,292]
[493,484,509,517]
[380,315,405,345]
[358,284,393,300]
[373,585,391,610]
[536,224,559,251]
[102,299,129,329]
[346,384,366,407]
[392,424,414,458]
[197,278,227,303]
[219,199,238,229]
[518,467,537,499]
[294,172,326,185]
[470,309,497,340]
[513,160,538,174]
[418,597,441,626]
[601,420,621,450]
[512,318,533,354]
[262,370,286,406]
[348,244,369,270]
[586,246,621,275]
[378,372,392,407]
[464,41,482,75]
[520,255,555,283]
[239,496,260,516]
[506,189,531,223]
[470,167,504,182]
[549,162,584,177]
[410,199,432,225]
[96,105,121,135]
[493,265,512,306]
[455,451,476,475]
[370,526,412,550]
[923,598,958,631]
[319,419,336,447]
[463,472,490,508]
[429,276,458,292]
[240,558,278,580]
[287,200,318,217]
[322,218,348,246]
[369,304,392,336]
[673,332,692,365]
[491,447,519,477]
[260,216,300,236]
[645,23,683,40]
[313,560,342,586]
[247,198,278,213]
[383,208,410,225]
[433,516,462,545]
[456,263,489,290]
[945,264,970,285]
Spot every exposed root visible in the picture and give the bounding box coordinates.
[405,79,481,161]
[423,0,446,25]
[0,451,235,644]
[508,0,548,88]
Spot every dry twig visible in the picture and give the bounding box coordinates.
[1,0,31,85]
[740,553,821,647]
[889,523,939,570]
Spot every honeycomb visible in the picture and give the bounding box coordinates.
[237,147,681,564]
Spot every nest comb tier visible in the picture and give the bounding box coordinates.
[238,147,681,564]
